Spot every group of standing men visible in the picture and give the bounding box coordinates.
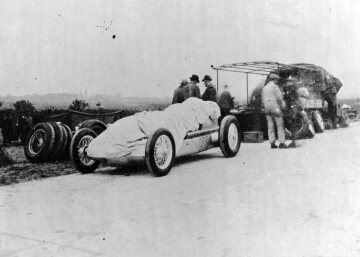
[172,74,216,103]
[172,74,234,116]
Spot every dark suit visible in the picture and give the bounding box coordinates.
[202,83,217,102]
[172,87,185,104]
[184,82,200,100]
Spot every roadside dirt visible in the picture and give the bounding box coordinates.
[0,146,75,186]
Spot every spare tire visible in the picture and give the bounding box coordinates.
[48,122,65,161]
[312,110,324,133]
[24,123,55,163]
[79,119,107,135]
[59,123,72,160]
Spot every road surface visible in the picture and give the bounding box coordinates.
[1,123,360,257]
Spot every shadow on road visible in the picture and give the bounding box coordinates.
[94,152,223,177]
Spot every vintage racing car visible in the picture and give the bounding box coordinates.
[70,98,241,176]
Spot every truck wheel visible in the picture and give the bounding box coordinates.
[145,128,175,177]
[306,119,316,139]
[24,123,55,163]
[338,111,349,128]
[79,120,107,135]
[219,115,241,157]
[312,110,324,133]
[70,128,99,174]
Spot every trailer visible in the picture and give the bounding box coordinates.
[211,61,347,140]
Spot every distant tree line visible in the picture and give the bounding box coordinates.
[1,98,165,145]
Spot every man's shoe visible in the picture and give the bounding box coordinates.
[279,143,287,149]
[270,143,278,149]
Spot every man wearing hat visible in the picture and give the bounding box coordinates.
[183,74,201,100]
[262,73,287,149]
[172,79,187,104]
[201,75,217,102]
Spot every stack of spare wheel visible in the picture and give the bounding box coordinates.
[78,119,107,135]
[24,122,73,163]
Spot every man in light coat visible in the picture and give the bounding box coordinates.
[262,73,287,149]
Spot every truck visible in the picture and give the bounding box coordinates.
[211,61,348,141]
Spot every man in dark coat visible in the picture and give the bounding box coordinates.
[1,111,12,146]
[172,79,187,104]
[183,74,201,100]
[218,85,234,115]
[201,75,217,102]
[282,78,304,148]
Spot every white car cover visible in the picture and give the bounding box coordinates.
[86,98,221,159]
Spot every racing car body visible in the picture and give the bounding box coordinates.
[70,98,241,176]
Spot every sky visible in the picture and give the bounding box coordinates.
[0,0,360,100]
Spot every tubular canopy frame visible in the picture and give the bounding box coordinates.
[211,61,319,105]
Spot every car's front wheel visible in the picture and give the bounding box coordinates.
[70,128,100,174]
[145,128,176,177]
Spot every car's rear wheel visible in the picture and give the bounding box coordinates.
[70,128,99,174]
[145,128,175,177]
[219,115,241,157]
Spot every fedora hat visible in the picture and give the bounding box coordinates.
[189,74,200,83]
[202,75,212,81]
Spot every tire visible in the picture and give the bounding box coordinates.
[59,123,72,160]
[306,119,316,139]
[70,128,99,174]
[338,111,349,128]
[285,112,310,140]
[145,128,176,177]
[24,122,56,163]
[48,122,65,161]
[219,115,241,157]
[312,110,324,133]
[57,124,69,160]
[79,119,107,135]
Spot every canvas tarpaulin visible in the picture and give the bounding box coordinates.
[279,63,342,99]
[86,98,221,160]
[48,110,124,129]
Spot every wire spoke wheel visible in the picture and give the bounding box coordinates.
[29,129,46,155]
[154,135,173,169]
[145,128,175,177]
[77,135,95,166]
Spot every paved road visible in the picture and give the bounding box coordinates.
[1,123,360,257]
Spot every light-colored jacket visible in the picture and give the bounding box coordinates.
[262,81,285,116]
